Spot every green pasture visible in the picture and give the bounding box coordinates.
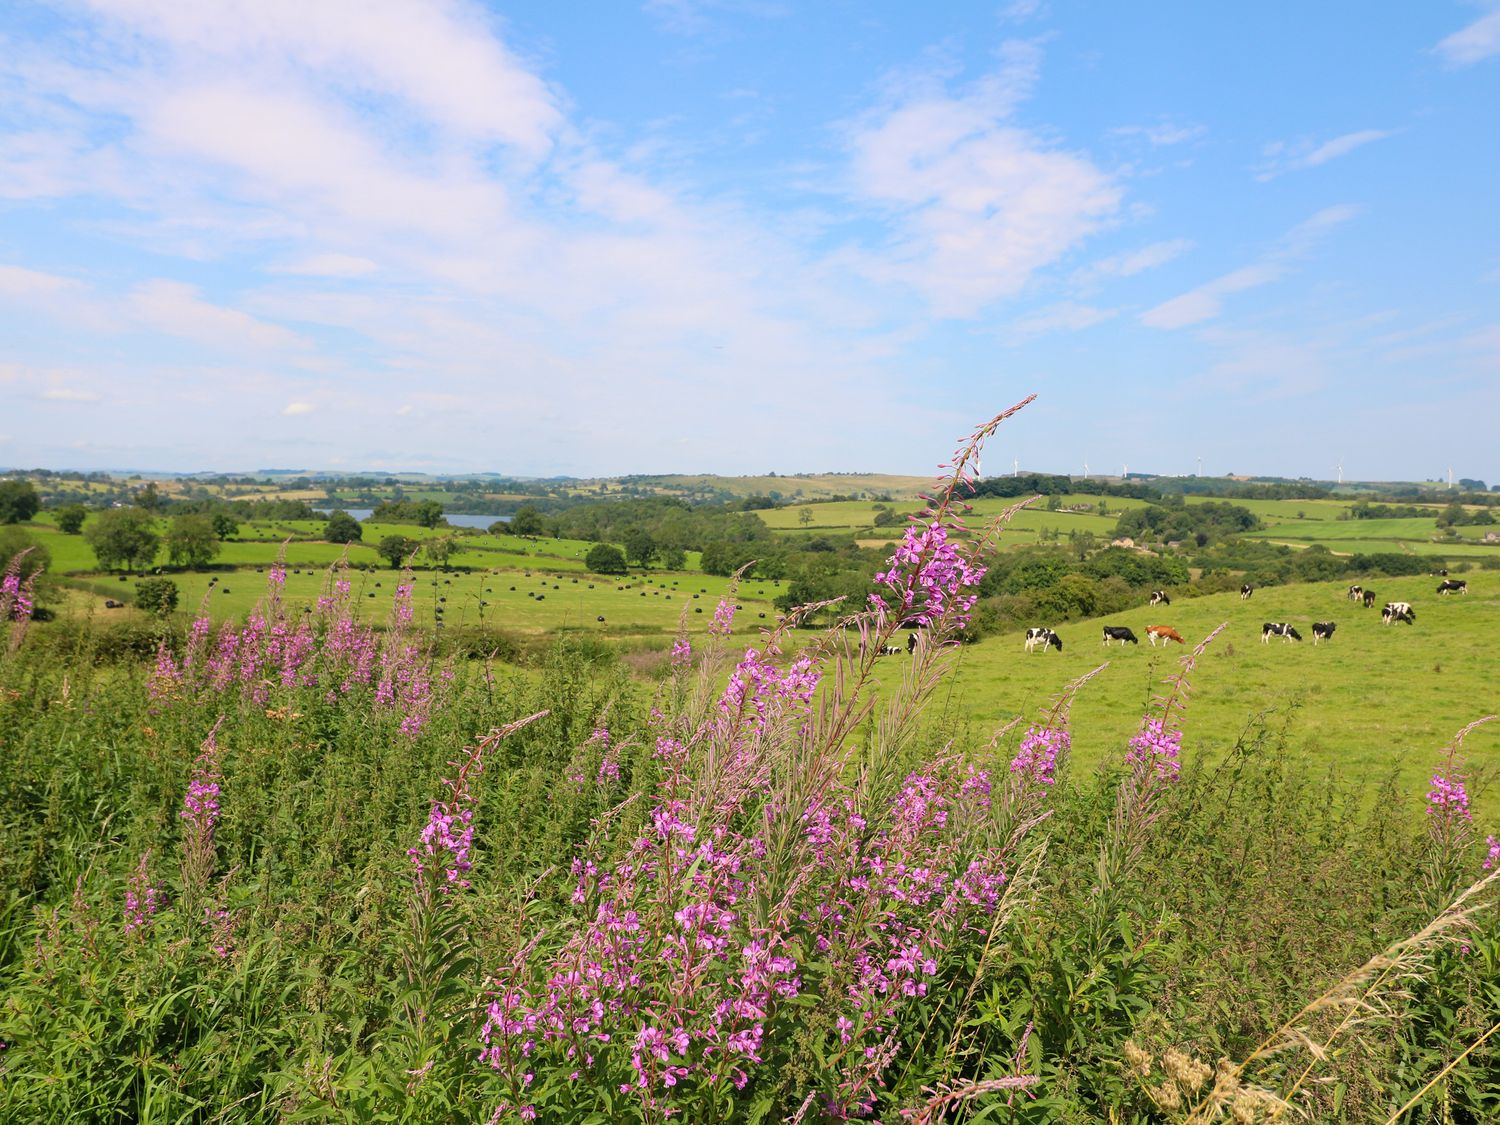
[922,570,1500,815]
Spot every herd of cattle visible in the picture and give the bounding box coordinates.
[1020,576,1470,655]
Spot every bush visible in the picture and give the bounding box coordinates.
[55,505,88,534]
[324,510,363,544]
[134,577,179,616]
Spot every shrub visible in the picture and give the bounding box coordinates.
[134,577,179,615]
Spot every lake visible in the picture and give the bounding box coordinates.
[337,509,505,530]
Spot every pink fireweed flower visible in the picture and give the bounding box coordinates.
[410,802,475,892]
[671,636,692,666]
[1125,717,1182,782]
[1,570,34,622]
[719,648,821,727]
[1427,773,1472,821]
[123,852,162,934]
[1010,726,1069,789]
[1485,835,1500,871]
[709,598,736,636]
[268,564,286,589]
[869,521,985,629]
[180,722,224,895]
[148,642,184,703]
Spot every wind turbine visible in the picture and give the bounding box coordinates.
[1082,459,1090,481]
[1196,455,1203,477]
[1121,463,1128,480]
[1449,467,1455,490]
[1013,458,1019,478]
[1337,459,1343,486]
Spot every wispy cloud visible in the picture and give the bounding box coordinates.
[42,387,101,402]
[1255,129,1394,181]
[1007,301,1116,340]
[282,401,317,416]
[1075,238,1192,287]
[1141,206,1358,330]
[1111,122,1205,147]
[1434,5,1500,66]
[845,41,1121,316]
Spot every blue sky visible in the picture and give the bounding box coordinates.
[1,1,1497,481]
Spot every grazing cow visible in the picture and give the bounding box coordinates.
[1145,625,1185,646]
[1240,584,1254,600]
[1149,590,1171,607]
[877,644,902,656]
[1347,584,1363,602]
[104,599,122,609]
[1312,622,1336,644]
[1361,589,1377,608]
[1437,579,1468,595]
[1024,627,1063,653]
[1433,569,1448,577]
[907,631,920,654]
[1382,602,1416,625]
[1262,622,1302,643]
[1102,625,1140,646]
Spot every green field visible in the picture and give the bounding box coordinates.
[928,570,1500,812]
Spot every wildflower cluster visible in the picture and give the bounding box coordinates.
[147,568,436,736]
[869,521,985,630]
[1426,773,1472,821]
[1010,725,1070,791]
[1125,717,1183,782]
[477,640,1017,1119]
[180,723,223,898]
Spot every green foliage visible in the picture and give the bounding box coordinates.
[84,507,161,571]
[0,527,51,581]
[0,479,41,524]
[378,534,416,568]
[134,576,180,615]
[622,526,657,568]
[210,511,240,540]
[425,536,456,568]
[509,504,546,537]
[324,509,364,543]
[585,542,628,575]
[165,513,221,569]
[55,504,88,534]
[370,498,446,527]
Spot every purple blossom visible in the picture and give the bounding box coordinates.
[1010,726,1069,789]
[868,521,985,629]
[1485,836,1500,871]
[1427,773,1472,821]
[709,598,736,636]
[1125,717,1182,782]
[123,852,162,934]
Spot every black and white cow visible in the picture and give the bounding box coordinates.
[1347,584,1363,602]
[1102,625,1140,646]
[876,644,902,656]
[1432,569,1448,578]
[1311,622,1336,644]
[1382,602,1416,625]
[1437,579,1468,595]
[1240,584,1254,600]
[1262,622,1302,643]
[1361,589,1377,608]
[1024,627,1063,653]
[1149,590,1171,607]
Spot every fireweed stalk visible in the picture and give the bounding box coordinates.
[1423,715,1498,911]
[180,720,224,903]
[1,549,37,655]
[476,404,1049,1122]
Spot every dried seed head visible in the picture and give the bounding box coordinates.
[1122,1040,1152,1078]
[1231,1092,1257,1124]
[1153,1082,1182,1111]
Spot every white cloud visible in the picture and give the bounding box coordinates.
[846,42,1121,316]
[1255,129,1394,181]
[1434,6,1500,66]
[128,280,306,352]
[1008,301,1116,339]
[1079,238,1192,283]
[1142,207,1357,330]
[282,401,316,416]
[42,387,102,402]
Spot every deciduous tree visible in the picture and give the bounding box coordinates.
[85,508,160,571]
